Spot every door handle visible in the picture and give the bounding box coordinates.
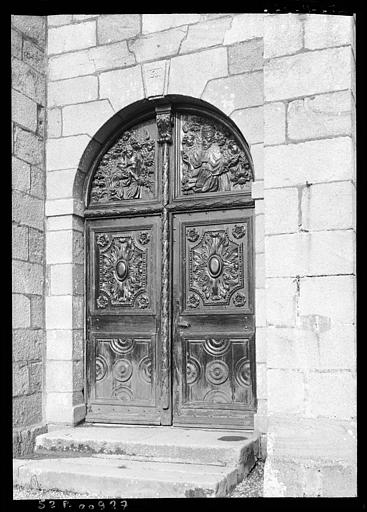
[177,320,191,328]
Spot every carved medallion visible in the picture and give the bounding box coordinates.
[203,389,231,403]
[139,356,152,384]
[203,338,231,357]
[110,338,134,355]
[232,225,246,239]
[235,358,251,387]
[205,360,229,385]
[156,111,173,144]
[113,359,133,382]
[96,355,108,381]
[180,114,253,195]
[186,357,201,385]
[90,123,156,204]
[113,385,133,401]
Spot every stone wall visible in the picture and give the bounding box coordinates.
[12,15,47,455]
[262,14,356,496]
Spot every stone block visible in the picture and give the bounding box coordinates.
[73,331,84,361]
[12,156,31,194]
[299,275,355,326]
[264,137,354,188]
[12,89,38,132]
[264,188,298,234]
[11,28,22,58]
[73,360,84,391]
[252,181,264,201]
[230,106,263,145]
[73,264,84,296]
[99,66,144,112]
[304,14,354,50]
[255,327,266,363]
[45,296,73,329]
[267,369,305,414]
[264,14,303,58]
[48,15,73,27]
[12,57,45,104]
[62,100,114,137]
[169,47,228,98]
[318,323,356,370]
[72,297,84,329]
[255,214,264,253]
[13,126,43,166]
[97,14,140,44]
[30,295,44,329]
[45,392,74,424]
[13,362,29,397]
[265,47,353,101]
[250,143,263,180]
[301,181,355,231]
[73,15,99,21]
[48,21,96,55]
[255,288,266,327]
[307,371,356,419]
[47,109,62,138]
[256,362,267,400]
[180,17,232,54]
[13,423,47,457]
[47,330,73,360]
[12,223,28,261]
[142,60,169,98]
[264,102,286,145]
[228,38,263,74]
[255,253,265,288]
[142,14,200,34]
[30,166,45,200]
[321,463,357,497]
[12,191,44,230]
[46,230,72,264]
[11,15,46,47]
[266,326,317,370]
[129,27,186,63]
[266,278,297,327]
[13,329,43,362]
[50,264,73,295]
[46,135,91,171]
[12,260,44,295]
[48,75,98,107]
[29,228,44,263]
[202,71,263,116]
[47,214,84,232]
[29,362,43,393]
[45,198,84,217]
[223,14,263,45]
[49,42,135,80]
[287,91,353,141]
[255,197,264,215]
[46,361,73,392]
[13,392,43,427]
[23,39,45,73]
[37,104,45,138]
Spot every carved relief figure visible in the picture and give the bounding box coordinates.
[181,115,253,195]
[90,126,156,204]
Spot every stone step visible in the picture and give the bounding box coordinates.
[13,455,240,498]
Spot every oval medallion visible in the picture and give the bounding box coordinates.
[115,259,128,281]
[208,255,223,278]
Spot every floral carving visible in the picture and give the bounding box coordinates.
[189,229,244,306]
[186,227,200,243]
[136,294,150,309]
[138,232,151,245]
[90,125,156,204]
[96,233,111,248]
[187,294,200,309]
[180,115,253,195]
[97,233,148,309]
[156,111,173,144]
[233,293,246,307]
[232,224,246,239]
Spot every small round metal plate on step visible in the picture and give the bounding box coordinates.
[217,435,248,441]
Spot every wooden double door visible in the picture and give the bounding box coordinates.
[86,208,255,429]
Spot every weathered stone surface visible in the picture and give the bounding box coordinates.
[299,275,355,325]
[287,91,353,141]
[99,65,144,112]
[48,15,73,27]
[12,90,38,132]
[37,105,45,138]
[142,14,200,34]
[250,143,263,180]
[255,213,264,253]
[264,137,354,188]
[266,327,317,370]
[50,264,73,295]
[12,156,31,193]
[129,27,186,63]
[30,295,44,329]
[12,260,44,295]
[265,47,353,101]
[46,135,91,171]
[48,21,96,55]
[30,166,45,200]
[13,362,29,397]
[223,14,263,45]
[12,57,45,104]
[11,15,46,47]
[12,223,28,261]
[256,363,267,399]
[12,191,44,230]
[97,14,140,44]
[13,423,47,457]
[29,228,44,263]
[46,330,73,360]
[304,14,354,50]
[264,102,286,145]
[318,323,356,370]
[180,17,232,53]
[301,181,355,231]
[45,198,84,217]
[266,278,297,327]
[168,47,228,98]
[46,361,73,392]
[13,126,43,166]
[46,296,73,330]
[48,75,98,107]
[142,60,169,98]
[230,106,263,145]
[264,14,303,58]
[23,39,45,73]
[202,71,263,116]
[11,28,22,58]
[62,100,114,137]
[47,214,83,232]
[46,230,72,264]
[228,38,263,74]
[252,181,264,200]
[255,289,266,327]
[29,362,43,393]
[46,169,76,200]
[47,109,62,138]
[264,188,298,234]
[267,369,305,414]
[12,294,31,328]
[73,15,99,21]
[49,42,135,80]
[72,296,84,329]
[13,392,43,427]
[308,371,356,419]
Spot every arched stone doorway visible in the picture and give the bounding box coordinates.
[83,98,256,429]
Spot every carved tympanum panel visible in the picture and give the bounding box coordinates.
[95,229,152,311]
[89,120,157,204]
[179,114,253,196]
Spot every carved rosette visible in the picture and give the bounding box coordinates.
[180,114,253,195]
